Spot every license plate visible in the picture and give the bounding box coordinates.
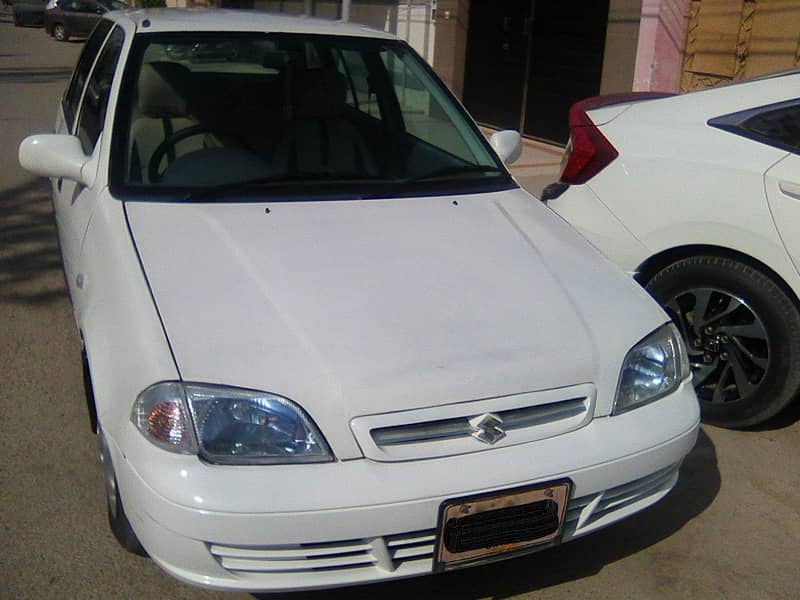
[434,480,571,571]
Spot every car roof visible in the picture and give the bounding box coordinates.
[105,8,396,39]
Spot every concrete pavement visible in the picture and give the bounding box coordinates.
[1,11,798,600]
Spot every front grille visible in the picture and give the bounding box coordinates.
[371,398,587,446]
[351,384,596,461]
[443,499,559,553]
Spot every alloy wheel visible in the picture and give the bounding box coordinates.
[664,287,770,405]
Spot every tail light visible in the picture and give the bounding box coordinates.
[559,93,674,185]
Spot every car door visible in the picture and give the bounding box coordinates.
[58,0,83,33]
[71,0,99,36]
[53,22,122,300]
[81,0,105,35]
[759,103,800,273]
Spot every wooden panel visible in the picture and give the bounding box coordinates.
[690,0,744,77]
[744,0,800,78]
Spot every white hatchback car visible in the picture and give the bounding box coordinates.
[546,72,800,429]
[20,9,699,593]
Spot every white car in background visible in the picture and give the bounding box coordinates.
[19,9,698,593]
[546,72,800,428]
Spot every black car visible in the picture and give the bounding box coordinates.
[44,0,126,41]
[12,0,49,27]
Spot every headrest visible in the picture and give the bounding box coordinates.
[137,62,194,118]
[293,68,348,119]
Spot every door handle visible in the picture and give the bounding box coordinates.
[779,180,800,201]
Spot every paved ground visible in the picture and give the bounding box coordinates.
[1,12,799,600]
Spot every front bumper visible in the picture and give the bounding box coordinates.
[110,381,699,592]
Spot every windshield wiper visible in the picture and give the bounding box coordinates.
[182,173,385,201]
[406,164,505,182]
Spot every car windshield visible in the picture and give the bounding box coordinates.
[111,32,512,200]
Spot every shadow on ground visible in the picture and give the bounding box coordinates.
[0,66,74,84]
[254,428,719,600]
[0,177,68,304]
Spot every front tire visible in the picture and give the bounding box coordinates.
[53,23,67,41]
[647,255,800,428]
[98,429,147,555]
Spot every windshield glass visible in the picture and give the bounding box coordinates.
[111,32,512,200]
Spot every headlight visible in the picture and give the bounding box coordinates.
[614,323,691,414]
[132,382,333,464]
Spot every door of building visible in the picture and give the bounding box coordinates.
[462,0,609,144]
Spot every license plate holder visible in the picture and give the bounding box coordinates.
[433,480,571,571]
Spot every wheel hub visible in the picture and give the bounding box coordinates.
[665,287,770,405]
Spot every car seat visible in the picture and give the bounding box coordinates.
[128,61,210,183]
[272,66,378,177]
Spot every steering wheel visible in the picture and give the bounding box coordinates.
[148,125,211,183]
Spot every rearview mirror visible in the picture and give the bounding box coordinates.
[489,130,522,166]
[19,134,91,185]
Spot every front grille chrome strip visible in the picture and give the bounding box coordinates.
[371,397,587,447]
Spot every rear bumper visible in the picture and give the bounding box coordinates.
[546,183,649,274]
[110,381,699,592]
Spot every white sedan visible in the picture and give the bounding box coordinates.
[19,9,699,593]
[546,72,800,428]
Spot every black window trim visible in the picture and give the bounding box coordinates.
[62,18,115,132]
[75,23,126,156]
[708,98,800,155]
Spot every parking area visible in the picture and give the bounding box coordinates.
[1,11,799,600]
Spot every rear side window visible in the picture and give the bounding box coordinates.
[76,26,124,154]
[63,19,112,129]
[741,105,800,152]
[709,100,800,154]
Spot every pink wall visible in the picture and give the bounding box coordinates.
[633,0,690,92]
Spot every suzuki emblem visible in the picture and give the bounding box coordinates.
[468,413,506,445]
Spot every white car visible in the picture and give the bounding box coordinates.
[546,73,800,429]
[19,9,699,593]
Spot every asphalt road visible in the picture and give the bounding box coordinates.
[1,12,799,600]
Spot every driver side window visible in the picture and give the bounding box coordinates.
[76,26,124,155]
[63,19,112,129]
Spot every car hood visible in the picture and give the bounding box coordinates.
[126,188,666,458]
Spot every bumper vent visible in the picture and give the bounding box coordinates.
[209,530,435,575]
[565,462,681,537]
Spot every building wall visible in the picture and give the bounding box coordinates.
[633,0,689,92]
[600,0,643,93]
[681,0,800,91]
[429,0,468,97]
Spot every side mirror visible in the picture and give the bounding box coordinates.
[19,134,91,185]
[489,130,522,166]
